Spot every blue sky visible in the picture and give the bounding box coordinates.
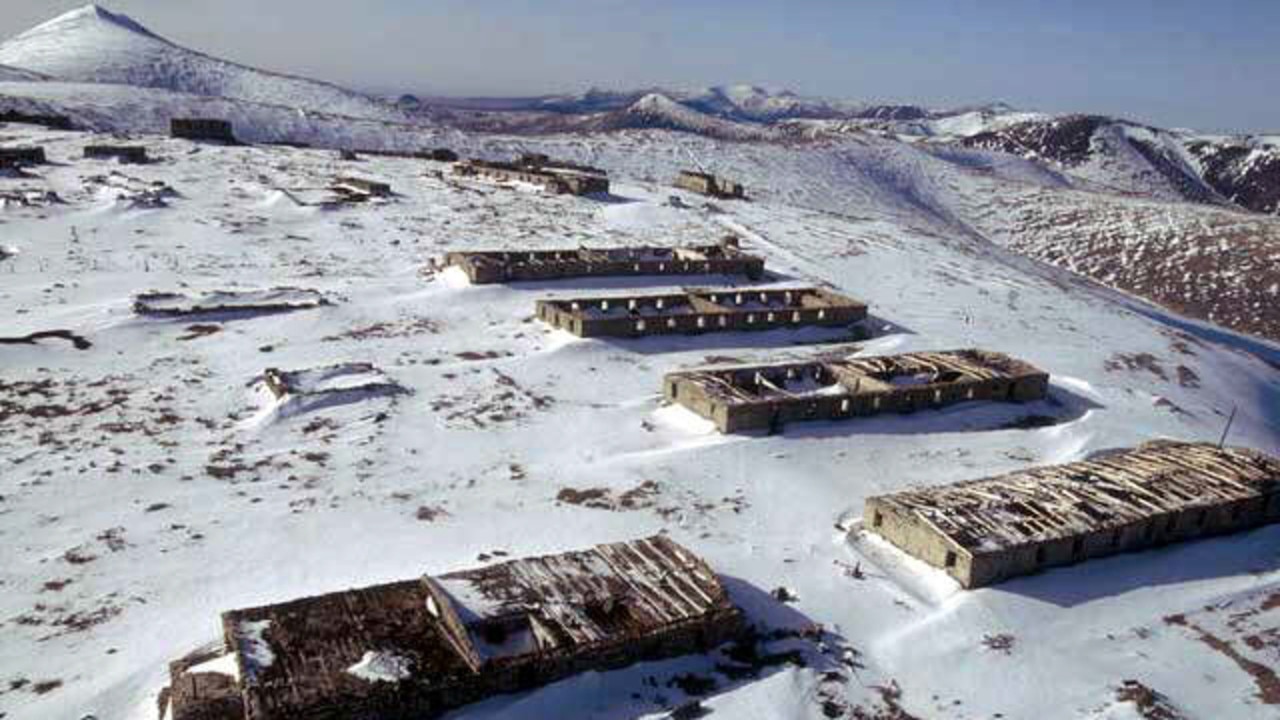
[4,1,1278,131]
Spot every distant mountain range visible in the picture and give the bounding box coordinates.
[0,4,1276,214]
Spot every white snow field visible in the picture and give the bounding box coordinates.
[2,118,1279,720]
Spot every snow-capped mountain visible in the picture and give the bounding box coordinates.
[0,4,406,122]
[587,92,775,139]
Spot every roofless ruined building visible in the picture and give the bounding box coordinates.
[445,236,765,284]
[864,441,1280,588]
[453,154,610,196]
[665,350,1050,433]
[84,145,148,163]
[536,286,867,339]
[674,170,746,200]
[170,118,237,143]
[161,536,741,720]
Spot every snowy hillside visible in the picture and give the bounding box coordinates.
[0,80,456,149]
[0,5,408,123]
[0,62,47,82]
[1,121,1278,720]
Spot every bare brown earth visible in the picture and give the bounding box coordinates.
[971,186,1280,343]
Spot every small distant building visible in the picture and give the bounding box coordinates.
[536,286,867,339]
[333,176,392,198]
[170,118,237,143]
[453,155,610,196]
[84,145,148,164]
[161,535,742,720]
[863,440,1280,588]
[665,350,1050,433]
[0,110,74,130]
[0,147,46,168]
[445,236,765,284]
[675,170,745,200]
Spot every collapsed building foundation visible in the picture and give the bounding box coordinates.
[170,118,237,143]
[674,170,745,200]
[133,288,329,318]
[453,154,609,196]
[444,236,765,284]
[863,440,1280,588]
[664,350,1050,433]
[536,286,867,339]
[84,145,148,163]
[262,363,406,403]
[161,535,742,720]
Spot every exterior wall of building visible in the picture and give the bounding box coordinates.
[0,111,74,130]
[171,119,236,142]
[0,147,47,166]
[84,145,147,163]
[864,499,974,585]
[538,290,866,340]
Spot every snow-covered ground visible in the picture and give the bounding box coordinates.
[2,122,1278,720]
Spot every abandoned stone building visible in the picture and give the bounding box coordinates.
[160,535,742,720]
[445,236,765,284]
[453,155,610,196]
[0,147,47,167]
[674,170,746,200]
[536,286,867,339]
[664,350,1050,433]
[864,440,1280,588]
[84,145,148,163]
[332,176,392,198]
[170,118,237,143]
[0,110,74,130]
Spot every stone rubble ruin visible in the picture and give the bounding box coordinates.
[862,440,1280,588]
[536,286,867,339]
[664,349,1050,432]
[160,535,743,720]
[444,236,765,284]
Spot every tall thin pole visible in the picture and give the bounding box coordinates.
[1218,405,1238,448]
